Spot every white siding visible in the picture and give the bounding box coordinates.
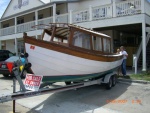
[6,39,15,53]
[2,0,44,18]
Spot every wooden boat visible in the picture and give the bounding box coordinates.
[23,23,123,83]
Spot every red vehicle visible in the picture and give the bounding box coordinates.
[0,56,27,78]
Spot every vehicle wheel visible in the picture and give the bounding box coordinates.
[112,75,117,87]
[106,76,112,90]
[3,74,9,77]
[65,81,71,85]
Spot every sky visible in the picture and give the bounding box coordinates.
[0,0,150,19]
[0,0,10,18]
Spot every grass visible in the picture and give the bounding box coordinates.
[118,72,150,81]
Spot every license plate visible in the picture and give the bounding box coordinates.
[1,65,6,68]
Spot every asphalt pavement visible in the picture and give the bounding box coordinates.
[0,74,150,113]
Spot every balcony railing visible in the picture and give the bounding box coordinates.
[38,17,53,25]
[116,0,141,17]
[0,26,15,36]
[17,21,35,33]
[72,9,89,23]
[145,0,150,16]
[92,4,113,20]
[1,0,149,37]
[56,13,69,23]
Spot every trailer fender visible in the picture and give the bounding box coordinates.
[102,72,115,83]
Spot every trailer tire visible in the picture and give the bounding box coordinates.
[112,75,117,87]
[106,76,112,89]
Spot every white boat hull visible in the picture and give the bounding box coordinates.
[25,43,122,76]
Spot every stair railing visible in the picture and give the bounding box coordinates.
[133,28,150,73]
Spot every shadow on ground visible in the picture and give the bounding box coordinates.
[25,81,131,113]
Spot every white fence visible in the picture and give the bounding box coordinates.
[145,0,150,16]
[116,0,141,17]
[92,4,112,20]
[38,17,53,25]
[0,26,15,36]
[17,21,35,33]
[72,9,89,23]
[56,13,69,23]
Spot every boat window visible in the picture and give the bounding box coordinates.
[73,31,91,49]
[43,32,51,41]
[103,38,110,53]
[93,36,102,51]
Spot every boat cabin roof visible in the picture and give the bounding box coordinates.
[41,23,111,40]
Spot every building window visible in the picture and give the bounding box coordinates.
[17,18,24,24]
[3,23,9,28]
[38,14,43,19]
[33,16,35,20]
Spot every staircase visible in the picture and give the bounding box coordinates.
[138,33,150,68]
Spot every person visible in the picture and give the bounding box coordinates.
[116,48,120,54]
[116,48,121,75]
[120,46,128,76]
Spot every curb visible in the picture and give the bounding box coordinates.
[117,78,150,84]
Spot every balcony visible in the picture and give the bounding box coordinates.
[0,0,149,37]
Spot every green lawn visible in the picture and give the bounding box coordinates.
[118,72,150,81]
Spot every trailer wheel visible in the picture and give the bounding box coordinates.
[65,81,71,85]
[112,75,117,87]
[106,76,112,89]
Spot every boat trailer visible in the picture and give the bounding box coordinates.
[0,56,117,112]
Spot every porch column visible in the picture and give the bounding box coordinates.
[0,41,1,50]
[69,10,73,24]
[141,0,145,14]
[15,38,18,56]
[112,0,116,17]
[53,3,56,23]
[35,10,38,39]
[89,5,92,21]
[0,22,1,37]
[142,21,146,71]
[15,17,17,33]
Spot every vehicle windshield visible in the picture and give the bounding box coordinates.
[5,56,19,62]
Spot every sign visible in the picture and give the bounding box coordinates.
[30,45,35,50]
[13,0,29,10]
[24,74,43,91]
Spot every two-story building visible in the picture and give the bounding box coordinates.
[0,0,150,71]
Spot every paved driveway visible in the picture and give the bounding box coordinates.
[0,74,150,113]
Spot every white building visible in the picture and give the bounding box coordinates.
[0,0,150,71]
